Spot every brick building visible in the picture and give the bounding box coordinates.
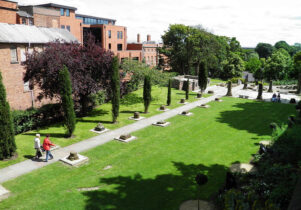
[0,0,18,24]
[0,1,144,109]
[0,23,77,110]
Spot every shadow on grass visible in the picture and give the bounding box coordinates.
[86,109,109,118]
[120,110,142,114]
[217,100,295,136]
[83,162,228,210]
[176,92,198,96]
[77,119,114,124]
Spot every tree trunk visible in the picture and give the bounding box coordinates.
[297,73,301,94]
[268,80,273,92]
[257,83,263,100]
[226,81,232,96]
[243,78,248,90]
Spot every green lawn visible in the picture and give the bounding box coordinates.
[0,86,207,169]
[210,78,226,85]
[0,97,295,210]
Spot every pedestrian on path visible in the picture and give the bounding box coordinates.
[34,134,42,160]
[43,134,55,162]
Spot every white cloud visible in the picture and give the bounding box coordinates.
[16,0,301,47]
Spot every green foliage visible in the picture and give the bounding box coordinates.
[161,24,241,78]
[121,59,175,92]
[272,80,297,85]
[274,41,292,54]
[221,52,245,79]
[89,90,107,107]
[255,43,274,59]
[58,66,76,137]
[0,72,16,159]
[167,79,171,106]
[245,57,262,73]
[111,57,120,123]
[293,52,301,93]
[143,75,152,113]
[265,48,293,81]
[198,62,208,93]
[11,104,63,134]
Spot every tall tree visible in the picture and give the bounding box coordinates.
[0,72,16,159]
[274,41,291,54]
[198,62,208,93]
[293,52,301,94]
[257,83,263,100]
[143,75,152,113]
[265,49,292,92]
[255,43,274,59]
[23,35,113,115]
[167,79,172,106]
[58,66,76,137]
[111,56,120,123]
[222,52,245,79]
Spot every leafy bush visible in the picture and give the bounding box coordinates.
[89,90,107,107]
[273,80,297,86]
[12,103,63,134]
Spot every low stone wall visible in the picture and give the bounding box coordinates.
[172,75,210,91]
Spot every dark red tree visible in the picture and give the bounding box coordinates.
[23,35,113,115]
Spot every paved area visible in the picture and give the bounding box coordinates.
[0,85,239,184]
[233,86,300,103]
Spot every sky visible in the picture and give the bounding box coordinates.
[16,0,301,47]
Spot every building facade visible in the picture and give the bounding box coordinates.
[0,23,78,110]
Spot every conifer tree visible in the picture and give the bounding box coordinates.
[198,62,208,93]
[111,56,120,123]
[0,72,16,159]
[58,66,76,137]
[185,79,189,100]
[143,75,152,113]
[167,79,172,106]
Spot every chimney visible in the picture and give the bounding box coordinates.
[137,33,140,43]
[147,34,151,41]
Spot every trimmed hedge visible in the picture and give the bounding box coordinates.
[12,103,63,135]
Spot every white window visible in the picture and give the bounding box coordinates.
[24,81,30,92]
[20,48,26,62]
[10,47,18,63]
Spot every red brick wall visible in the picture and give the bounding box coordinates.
[59,10,82,42]
[0,0,17,10]
[33,13,60,28]
[0,8,17,24]
[0,44,55,110]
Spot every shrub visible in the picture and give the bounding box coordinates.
[143,75,152,113]
[111,56,120,123]
[0,72,16,159]
[12,103,63,135]
[89,90,107,107]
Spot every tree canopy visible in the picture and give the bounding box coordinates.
[23,35,113,114]
[255,43,274,59]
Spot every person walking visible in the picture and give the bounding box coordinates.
[43,134,55,162]
[34,134,42,160]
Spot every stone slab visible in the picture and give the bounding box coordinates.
[114,136,137,143]
[0,185,10,202]
[178,112,193,116]
[60,154,89,167]
[90,128,109,134]
[157,108,170,112]
[152,122,171,127]
[198,105,210,108]
[178,102,189,105]
[128,116,145,121]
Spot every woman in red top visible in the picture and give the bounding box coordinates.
[43,134,55,162]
